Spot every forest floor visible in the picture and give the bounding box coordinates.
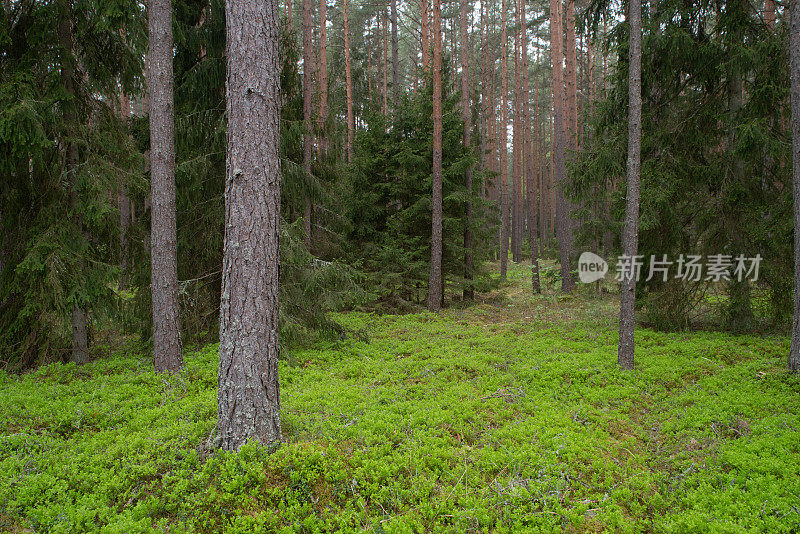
[1,262,799,533]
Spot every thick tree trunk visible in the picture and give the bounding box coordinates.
[391,0,400,104]
[499,0,510,279]
[789,0,800,372]
[551,0,573,292]
[428,0,443,311]
[617,0,642,371]
[219,0,282,449]
[460,0,474,299]
[344,0,354,162]
[148,0,183,374]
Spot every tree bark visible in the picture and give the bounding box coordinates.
[551,0,573,292]
[564,0,577,149]
[512,4,522,263]
[421,0,430,70]
[617,0,642,371]
[391,0,400,104]
[148,0,183,373]
[521,0,540,293]
[319,0,328,152]
[499,0,510,279]
[344,0,354,162]
[382,8,388,115]
[302,0,314,246]
[428,0,443,311]
[219,0,283,449]
[790,0,800,372]
[460,0,474,300]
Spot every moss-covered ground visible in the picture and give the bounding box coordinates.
[1,262,798,533]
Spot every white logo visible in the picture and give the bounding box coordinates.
[578,252,608,283]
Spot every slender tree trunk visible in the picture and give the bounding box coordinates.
[522,0,540,292]
[148,0,183,373]
[344,0,354,162]
[461,0,474,299]
[499,0,510,279]
[302,0,314,246]
[391,0,400,103]
[58,2,90,364]
[319,0,328,151]
[382,8,388,115]
[286,0,293,32]
[218,0,282,450]
[617,0,642,370]
[789,0,800,372]
[119,89,131,290]
[551,0,573,292]
[512,5,522,263]
[765,0,775,30]
[564,0,577,148]
[428,0,443,311]
[421,0,430,70]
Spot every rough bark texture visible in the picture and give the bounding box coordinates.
[148,0,183,374]
[617,0,642,371]
[382,9,388,115]
[765,0,775,29]
[428,0,443,311]
[218,0,283,450]
[551,0,573,292]
[564,0,577,148]
[58,4,89,364]
[499,0,510,279]
[460,0,474,300]
[391,0,399,103]
[790,0,800,372]
[343,0,354,162]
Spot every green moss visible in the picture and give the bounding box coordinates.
[1,263,798,532]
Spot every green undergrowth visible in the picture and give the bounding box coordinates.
[1,263,798,533]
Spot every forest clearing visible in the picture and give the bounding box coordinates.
[1,263,797,533]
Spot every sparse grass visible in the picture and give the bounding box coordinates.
[1,262,798,533]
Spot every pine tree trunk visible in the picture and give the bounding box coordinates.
[218,0,282,450]
[421,0,430,70]
[344,0,354,162]
[286,0,293,32]
[499,0,510,279]
[521,0,540,293]
[551,0,573,292]
[765,0,775,30]
[148,0,183,373]
[512,7,522,263]
[460,0,474,299]
[789,0,800,372]
[391,0,400,103]
[319,0,328,152]
[617,0,642,371]
[564,0,577,148]
[302,0,314,246]
[382,8,388,115]
[428,0,443,311]
[119,89,131,290]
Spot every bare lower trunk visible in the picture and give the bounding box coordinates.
[319,0,328,151]
[789,0,800,372]
[522,0,540,293]
[460,0,473,300]
[499,0,510,279]
[149,0,183,373]
[428,0,443,311]
[551,0,573,292]
[512,14,522,263]
[617,0,642,371]
[218,0,282,449]
[391,0,399,104]
[302,0,314,246]
[343,0,354,162]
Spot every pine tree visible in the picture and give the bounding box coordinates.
[148,0,183,373]
[428,0,443,311]
[618,0,642,370]
[790,0,800,372]
[461,0,474,299]
[499,0,510,279]
[344,0,354,162]
[218,0,282,450]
